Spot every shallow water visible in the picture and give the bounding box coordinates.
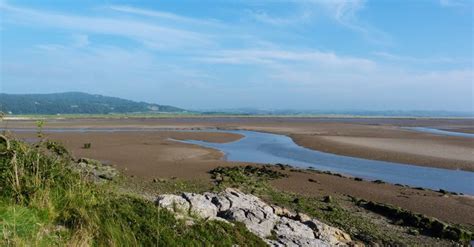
[181,130,474,195]
[3,127,473,195]
[405,127,474,138]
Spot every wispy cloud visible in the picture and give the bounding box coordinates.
[439,0,468,7]
[199,48,376,71]
[372,51,458,64]
[312,0,391,44]
[247,0,391,44]
[247,9,312,25]
[71,34,89,47]
[1,3,212,49]
[107,5,223,27]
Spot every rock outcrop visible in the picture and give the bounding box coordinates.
[73,158,118,182]
[156,188,354,246]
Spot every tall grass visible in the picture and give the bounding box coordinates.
[0,135,265,246]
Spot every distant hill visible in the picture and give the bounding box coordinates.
[0,92,185,115]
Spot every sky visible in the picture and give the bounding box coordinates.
[0,0,473,111]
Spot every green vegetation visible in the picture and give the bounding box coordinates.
[0,92,185,115]
[209,166,404,244]
[356,199,473,242]
[0,136,265,246]
[208,165,473,245]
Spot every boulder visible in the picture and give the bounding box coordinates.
[182,193,218,219]
[273,217,315,239]
[154,188,353,246]
[213,188,279,237]
[155,194,190,214]
[221,207,278,238]
[74,158,118,182]
[267,236,330,247]
[272,205,296,218]
[304,218,353,246]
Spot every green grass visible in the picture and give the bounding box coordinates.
[210,166,401,243]
[0,137,266,246]
[208,165,473,245]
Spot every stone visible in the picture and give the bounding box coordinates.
[155,194,190,214]
[182,193,218,219]
[304,218,352,246]
[272,205,296,218]
[221,208,278,238]
[73,158,118,182]
[267,236,330,247]
[295,212,311,223]
[273,217,315,239]
[154,188,353,246]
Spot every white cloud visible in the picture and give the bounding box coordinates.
[439,0,467,7]
[372,51,457,64]
[198,48,376,72]
[312,0,391,44]
[0,3,212,50]
[72,34,89,48]
[107,5,223,27]
[247,0,391,44]
[247,9,312,25]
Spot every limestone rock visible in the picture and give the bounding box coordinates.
[274,217,315,239]
[154,188,353,246]
[221,208,278,238]
[155,194,190,214]
[267,236,330,247]
[182,193,218,219]
[304,218,353,246]
[74,158,118,182]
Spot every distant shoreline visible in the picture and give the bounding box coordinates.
[4,114,474,120]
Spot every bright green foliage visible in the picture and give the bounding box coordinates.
[0,138,265,246]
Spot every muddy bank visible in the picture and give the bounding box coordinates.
[270,168,474,226]
[3,117,473,171]
[5,128,473,228]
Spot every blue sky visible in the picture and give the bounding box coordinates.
[0,0,472,111]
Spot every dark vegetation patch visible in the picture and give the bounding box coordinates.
[356,199,473,243]
[208,165,407,245]
[209,165,287,188]
[209,164,470,245]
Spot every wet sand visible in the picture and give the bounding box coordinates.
[11,131,242,179]
[3,117,473,171]
[271,169,474,226]
[3,117,474,227]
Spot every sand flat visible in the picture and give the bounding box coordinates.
[4,117,474,227]
[320,136,473,162]
[3,117,474,171]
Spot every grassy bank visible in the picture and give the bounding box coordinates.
[0,136,265,246]
[207,165,473,246]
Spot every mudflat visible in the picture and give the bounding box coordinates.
[4,117,473,171]
[3,117,474,227]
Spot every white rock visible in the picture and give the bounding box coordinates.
[267,236,330,247]
[274,217,315,239]
[182,193,218,219]
[155,188,353,247]
[155,194,190,214]
[304,218,352,246]
[222,208,278,238]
